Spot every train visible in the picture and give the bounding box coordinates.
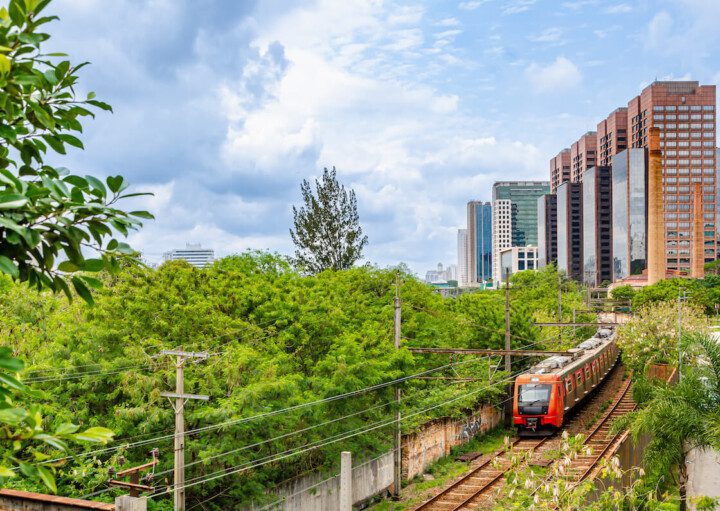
[513,328,619,435]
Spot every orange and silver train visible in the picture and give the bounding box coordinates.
[513,328,618,434]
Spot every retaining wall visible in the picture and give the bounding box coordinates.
[252,403,501,510]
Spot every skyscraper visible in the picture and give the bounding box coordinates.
[557,182,583,280]
[466,201,492,285]
[612,148,648,281]
[538,194,557,268]
[582,166,613,286]
[597,108,628,167]
[550,149,571,193]
[627,80,716,274]
[571,132,597,183]
[457,228,469,286]
[491,181,550,284]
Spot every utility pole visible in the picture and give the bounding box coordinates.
[677,289,686,383]
[504,268,511,373]
[159,348,209,511]
[557,274,563,344]
[393,278,402,499]
[572,307,576,339]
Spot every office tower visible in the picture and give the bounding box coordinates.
[597,108,628,167]
[491,182,550,285]
[163,243,215,268]
[466,201,492,285]
[612,148,648,281]
[570,132,597,182]
[583,166,613,286]
[538,194,558,268]
[499,246,539,283]
[457,228,469,285]
[557,182,583,280]
[550,149,571,193]
[628,80,716,273]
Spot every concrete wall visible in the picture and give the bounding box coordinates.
[402,404,500,481]
[257,452,393,511]
[253,404,501,510]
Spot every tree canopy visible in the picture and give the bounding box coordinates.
[290,167,368,274]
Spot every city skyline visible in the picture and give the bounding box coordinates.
[44,0,720,275]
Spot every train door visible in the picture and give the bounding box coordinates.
[575,369,584,397]
[564,375,574,410]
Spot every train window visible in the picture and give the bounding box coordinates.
[585,366,591,380]
[576,370,583,385]
[565,377,573,392]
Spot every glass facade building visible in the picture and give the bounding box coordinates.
[557,182,583,280]
[582,166,613,286]
[492,181,551,247]
[466,201,492,284]
[611,149,648,281]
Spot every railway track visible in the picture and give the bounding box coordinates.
[411,435,553,511]
[411,366,632,511]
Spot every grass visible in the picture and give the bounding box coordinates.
[366,427,515,511]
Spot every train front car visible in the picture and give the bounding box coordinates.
[513,373,563,436]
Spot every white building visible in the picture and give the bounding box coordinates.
[163,243,215,268]
[498,246,539,284]
[445,264,457,281]
[457,229,469,286]
[492,199,512,286]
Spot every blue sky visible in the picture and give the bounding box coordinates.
[47,0,720,275]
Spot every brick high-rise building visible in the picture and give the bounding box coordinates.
[570,132,597,183]
[550,149,571,193]
[627,81,716,273]
[597,108,628,167]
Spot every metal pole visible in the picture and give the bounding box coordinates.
[677,290,684,383]
[558,275,563,344]
[174,350,185,511]
[393,280,402,498]
[572,308,576,339]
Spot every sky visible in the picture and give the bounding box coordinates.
[45,0,720,275]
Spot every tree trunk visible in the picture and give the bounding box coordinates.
[679,451,688,511]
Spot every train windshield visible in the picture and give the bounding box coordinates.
[519,384,552,404]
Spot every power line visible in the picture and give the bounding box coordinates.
[41,358,479,465]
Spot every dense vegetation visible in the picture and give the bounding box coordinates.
[611,276,720,316]
[0,255,590,509]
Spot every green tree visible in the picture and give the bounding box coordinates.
[613,333,720,511]
[0,0,150,492]
[609,284,635,302]
[290,167,367,274]
[0,0,152,302]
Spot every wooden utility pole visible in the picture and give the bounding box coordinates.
[159,349,209,511]
[393,278,402,498]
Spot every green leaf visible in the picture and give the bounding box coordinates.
[130,210,154,219]
[43,69,58,85]
[55,423,79,436]
[71,275,93,305]
[57,260,79,272]
[29,103,55,130]
[0,193,28,209]
[42,135,66,155]
[86,99,113,112]
[36,465,57,494]
[0,373,26,391]
[0,408,26,425]
[81,258,104,272]
[84,175,106,198]
[73,426,114,443]
[106,175,123,193]
[0,466,16,478]
[35,434,69,452]
[58,134,83,149]
[54,60,70,79]
[80,275,102,289]
[0,55,10,75]
[106,239,118,250]
[0,255,19,278]
[0,355,23,372]
[0,123,17,141]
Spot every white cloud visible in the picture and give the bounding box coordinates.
[527,27,563,43]
[458,1,489,11]
[436,17,460,27]
[646,11,673,49]
[503,0,537,15]
[605,3,632,14]
[525,57,582,93]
